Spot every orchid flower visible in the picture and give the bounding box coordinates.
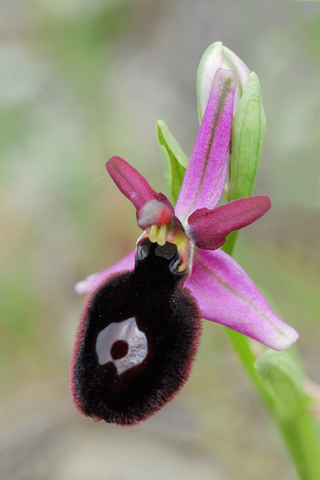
[71,68,298,426]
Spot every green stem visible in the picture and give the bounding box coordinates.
[279,413,320,480]
[224,328,271,405]
[222,233,320,480]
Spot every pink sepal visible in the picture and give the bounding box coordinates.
[75,249,136,295]
[175,69,237,220]
[185,249,299,351]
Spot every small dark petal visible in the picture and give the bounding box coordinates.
[188,195,272,250]
[70,242,202,426]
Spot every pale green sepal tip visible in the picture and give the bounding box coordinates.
[156,120,188,204]
[228,71,266,200]
[255,350,306,421]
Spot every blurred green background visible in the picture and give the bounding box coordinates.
[1,1,320,479]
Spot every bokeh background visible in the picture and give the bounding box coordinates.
[1,1,320,479]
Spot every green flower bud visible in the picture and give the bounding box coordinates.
[197,41,250,123]
[255,350,306,421]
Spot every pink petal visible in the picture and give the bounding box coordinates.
[185,249,299,351]
[75,249,136,295]
[106,156,173,213]
[188,195,271,250]
[175,69,237,221]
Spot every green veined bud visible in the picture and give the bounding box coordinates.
[197,41,250,123]
[255,350,305,420]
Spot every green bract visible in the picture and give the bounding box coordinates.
[228,72,266,201]
[156,120,188,204]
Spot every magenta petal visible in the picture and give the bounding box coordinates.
[175,69,237,220]
[106,156,173,212]
[188,195,272,250]
[75,249,136,295]
[185,249,299,350]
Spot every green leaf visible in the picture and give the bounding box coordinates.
[228,71,266,200]
[156,120,188,204]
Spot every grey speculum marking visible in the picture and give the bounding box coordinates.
[96,317,148,375]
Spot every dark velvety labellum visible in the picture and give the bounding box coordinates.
[71,241,202,426]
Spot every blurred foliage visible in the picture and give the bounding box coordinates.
[0,0,320,479]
